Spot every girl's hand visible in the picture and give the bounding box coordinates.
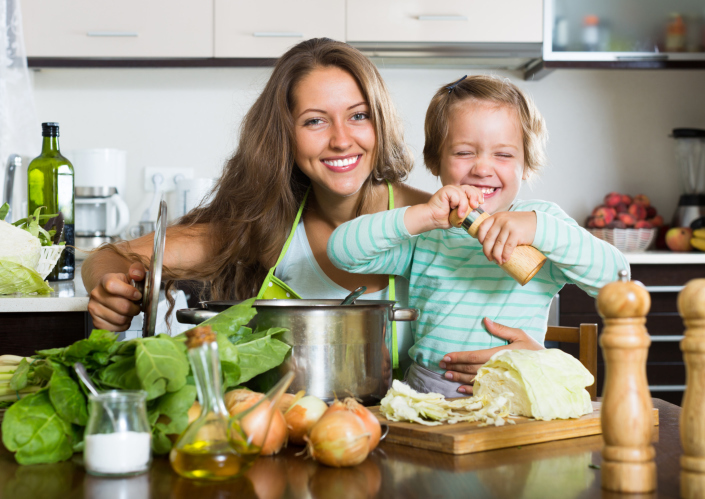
[404,185,484,235]
[87,262,145,332]
[438,318,544,394]
[476,211,537,265]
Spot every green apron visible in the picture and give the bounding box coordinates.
[255,182,399,369]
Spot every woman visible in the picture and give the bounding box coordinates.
[82,38,540,391]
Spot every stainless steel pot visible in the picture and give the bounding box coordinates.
[177,299,418,405]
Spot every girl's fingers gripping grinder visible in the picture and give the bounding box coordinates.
[449,207,547,286]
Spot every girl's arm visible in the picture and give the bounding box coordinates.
[327,207,417,278]
[521,200,630,296]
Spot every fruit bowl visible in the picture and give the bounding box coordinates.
[587,228,657,253]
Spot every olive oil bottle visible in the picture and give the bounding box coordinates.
[27,122,75,280]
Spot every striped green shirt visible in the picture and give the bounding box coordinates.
[327,199,630,374]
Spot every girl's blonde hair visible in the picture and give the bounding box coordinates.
[423,74,547,177]
[167,38,413,300]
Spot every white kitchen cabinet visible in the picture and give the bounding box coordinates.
[214,0,345,58]
[22,0,213,58]
[347,0,543,43]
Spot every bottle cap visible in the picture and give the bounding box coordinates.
[583,15,599,26]
[41,122,60,137]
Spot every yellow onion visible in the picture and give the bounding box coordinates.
[224,389,288,455]
[285,395,328,445]
[343,397,382,451]
[306,411,370,467]
[279,390,305,414]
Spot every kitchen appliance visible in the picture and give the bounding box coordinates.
[2,155,20,222]
[672,128,705,227]
[177,300,419,405]
[70,149,128,198]
[368,402,659,455]
[75,187,130,258]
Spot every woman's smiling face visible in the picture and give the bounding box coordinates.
[439,100,527,214]
[292,66,376,198]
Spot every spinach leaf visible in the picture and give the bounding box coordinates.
[1,390,73,465]
[48,363,88,426]
[9,358,30,390]
[98,356,141,390]
[232,335,290,385]
[0,202,8,221]
[153,384,197,436]
[186,298,257,339]
[135,335,189,400]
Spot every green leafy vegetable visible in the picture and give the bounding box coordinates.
[48,363,88,426]
[9,358,31,391]
[2,390,74,465]
[0,260,53,295]
[1,300,292,464]
[11,206,61,247]
[0,203,8,221]
[474,349,594,421]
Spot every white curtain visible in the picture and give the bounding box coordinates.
[0,0,38,222]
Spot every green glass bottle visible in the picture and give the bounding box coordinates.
[27,122,75,281]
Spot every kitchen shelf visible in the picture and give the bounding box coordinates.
[27,58,280,69]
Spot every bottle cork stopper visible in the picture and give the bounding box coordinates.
[185,325,216,349]
[596,269,651,319]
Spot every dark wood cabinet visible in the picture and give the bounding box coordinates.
[557,263,705,406]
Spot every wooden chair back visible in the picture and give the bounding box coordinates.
[545,324,598,400]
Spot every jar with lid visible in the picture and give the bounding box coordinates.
[582,15,601,51]
[666,13,687,52]
[84,390,152,477]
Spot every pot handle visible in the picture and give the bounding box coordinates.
[390,307,419,322]
[176,308,218,325]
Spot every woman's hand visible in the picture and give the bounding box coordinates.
[439,318,544,394]
[404,185,484,235]
[476,211,537,265]
[87,262,145,332]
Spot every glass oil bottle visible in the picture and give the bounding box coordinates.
[169,325,293,481]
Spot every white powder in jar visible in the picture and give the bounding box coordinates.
[84,431,151,474]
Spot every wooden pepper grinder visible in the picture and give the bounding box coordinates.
[678,279,705,499]
[449,207,546,286]
[597,269,656,493]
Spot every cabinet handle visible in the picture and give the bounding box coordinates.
[253,32,304,38]
[648,385,686,392]
[86,31,138,37]
[417,15,468,21]
[643,285,684,293]
[649,335,684,342]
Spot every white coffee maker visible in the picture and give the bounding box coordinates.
[70,149,130,258]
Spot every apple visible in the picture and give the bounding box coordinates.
[665,227,693,252]
[615,202,629,214]
[633,194,650,206]
[634,220,653,229]
[604,192,622,207]
[618,213,636,227]
[621,194,633,205]
[593,206,616,224]
[628,203,647,220]
[648,215,664,227]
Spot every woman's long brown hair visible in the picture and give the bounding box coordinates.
[165,38,413,302]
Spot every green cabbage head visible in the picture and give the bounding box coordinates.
[474,349,594,421]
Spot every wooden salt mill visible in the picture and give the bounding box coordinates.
[597,269,656,493]
[678,279,705,499]
[449,207,546,285]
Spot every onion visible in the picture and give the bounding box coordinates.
[343,397,382,451]
[285,395,328,445]
[306,411,370,467]
[224,389,288,455]
[279,390,305,414]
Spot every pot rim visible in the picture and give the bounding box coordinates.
[202,299,397,310]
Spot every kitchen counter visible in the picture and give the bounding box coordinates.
[623,250,705,264]
[0,398,683,498]
[0,264,89,313]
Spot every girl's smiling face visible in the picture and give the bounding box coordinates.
[292,66,376,199]
[439,100,527,214]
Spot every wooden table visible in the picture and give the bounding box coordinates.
[0,398,683,499]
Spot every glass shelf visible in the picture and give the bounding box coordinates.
[544,0,705,62]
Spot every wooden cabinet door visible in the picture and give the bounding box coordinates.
[347,0,542,43]
[214,0,345,58]
[22,0,213,58]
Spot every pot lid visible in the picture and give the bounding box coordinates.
[141,200,166,337]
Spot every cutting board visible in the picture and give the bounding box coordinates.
[370,401,659,455]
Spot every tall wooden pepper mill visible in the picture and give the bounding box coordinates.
[597,269,656,493]
[678,279,705,499]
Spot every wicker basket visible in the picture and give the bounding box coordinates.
[587,228,657,253]
[36,245,65,279]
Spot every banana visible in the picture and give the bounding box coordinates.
[693,228,705,240]
[691,237,705,252]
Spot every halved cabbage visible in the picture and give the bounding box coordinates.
[474,349,594,421]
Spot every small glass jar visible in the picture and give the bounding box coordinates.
[84,390,152,477]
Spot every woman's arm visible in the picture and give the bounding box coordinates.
[83,224,213,331]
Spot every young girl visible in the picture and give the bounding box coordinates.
[327,75,629,397]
